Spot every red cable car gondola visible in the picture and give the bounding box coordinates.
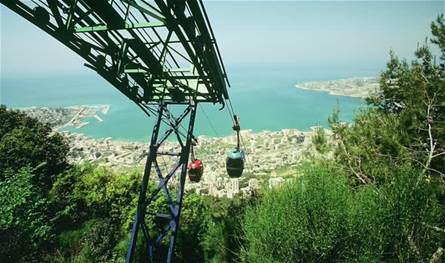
[188,139,204,182]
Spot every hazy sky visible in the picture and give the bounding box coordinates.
[1,1,444,76]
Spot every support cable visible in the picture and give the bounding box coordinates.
[199,104,219,137]
[224,97,252,173]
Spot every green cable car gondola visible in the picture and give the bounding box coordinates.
[226,149,245,178]
[226,115,245,178]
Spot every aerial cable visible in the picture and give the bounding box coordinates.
[239,132,252,175]
[224,97,252,172]
[188,137,203,182]
[225,114,245,178]
[199,104,219,137]
[224,99,235,124]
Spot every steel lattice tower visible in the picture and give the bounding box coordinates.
[1,0,230,261]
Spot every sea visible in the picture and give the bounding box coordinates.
[2,0,441,141]
[0,63,377,142]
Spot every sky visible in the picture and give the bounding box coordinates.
[0,1,444,76]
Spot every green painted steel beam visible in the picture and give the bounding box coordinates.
[122,0,165,22]
[75,21,165,33]
[124,68,148,74]
[166,67,193,73]
[124,67,193,74]
[1,0,230,106]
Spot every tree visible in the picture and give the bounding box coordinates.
[0,106,69,193]
[367,16,445,179]
[330,15,445,186]
[0,168,55,262]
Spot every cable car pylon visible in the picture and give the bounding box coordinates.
[1,0,233,261]
[126,101,198,262]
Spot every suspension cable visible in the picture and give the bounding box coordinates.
[199,104,219,137]
[223,96,251,172]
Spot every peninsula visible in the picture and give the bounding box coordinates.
[19,105,110,129]
[295,77,379,98]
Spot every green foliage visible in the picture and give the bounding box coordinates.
[0,168,55,262]
[174,193,209,262]
[241,163,351,262]
[379,167,443,261]
[0,106,68,262]
[48,163,251,262]
[431,14,445,60]
[77,219,120,262]
[3,15,445,263]
[201,196,253,263]
[241,162,444,262]
[329,15,445,188]
[50,164,141,230]
[47,164,142,261]
[329,108,411,184]
[364,16,445,178]
[0,106,69,192]
[311,126,329,153]
[51,219,121,263]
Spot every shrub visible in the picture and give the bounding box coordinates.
[201,196,253,263]
[0,168,55,262]
[311,126,329,154]
[50,164,141,231]
[241,162,444,262]
[0,106,69,193]
[241,163,351,262]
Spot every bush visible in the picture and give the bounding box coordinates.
[50,164,141,231]
[48,164,141,262]
[311,126,329,154]
[49,163,252,262]
[201,196,253,263]
[0,168,55,262]
[242,163,351,262]
[0,106,69,193]
[378,167,443,261]
[241,162,444,262]
[78,219,120,262]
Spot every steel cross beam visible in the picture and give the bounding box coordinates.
[126,101,198,263]
[0,0,230,108]
[1,1,231,261]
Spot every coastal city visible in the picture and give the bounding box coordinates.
[19,103,334,199]
[16,77,370,198]
[3,1,443,261]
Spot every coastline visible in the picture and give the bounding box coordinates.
[63,127,329,198]
[18,105,110,130]
[17,105,331,197]
[15,95,342,198]
[295,77,379,98]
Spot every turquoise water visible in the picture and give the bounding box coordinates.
[1,64,374,142]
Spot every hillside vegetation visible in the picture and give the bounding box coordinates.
[1,15,445,263]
